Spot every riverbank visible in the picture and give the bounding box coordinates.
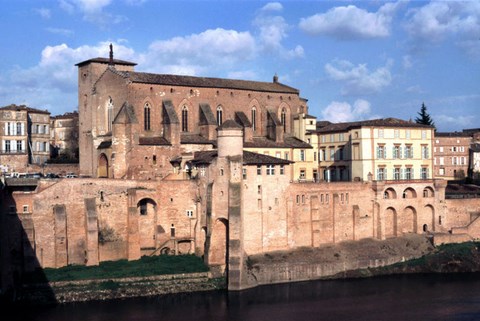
[5,235,480,306]
[246,234,436,286]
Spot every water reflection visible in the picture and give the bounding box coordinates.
[9,273,480,321]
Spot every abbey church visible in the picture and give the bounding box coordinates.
[1,47,480,292]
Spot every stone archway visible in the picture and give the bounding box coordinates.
[137,198,157,251]
[98,153,109,178]
[401,206,417,234]
[208,218,229,275]
[385,207,397,238]
[418,205,435,233]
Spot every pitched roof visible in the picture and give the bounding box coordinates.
[243,150,293,165]
[181,133,216,145]
[435,132,472,138]
[190,150,293,166]
[97,141,112,149]
[113,102,138,124]
[0,104,50,115]
[75,57,137,67]
[199,103,216,125]
[162,100,179,124]
[235,112,252,128]
[244,136,312,149]
[315,118,433,133]
[138,136,171,146]
[115,71,300,94]
[217,119,243,130]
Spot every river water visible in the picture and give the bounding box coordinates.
[9,273,480,321]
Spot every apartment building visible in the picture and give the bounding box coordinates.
[433,132,471,180]
[313,118,434,182]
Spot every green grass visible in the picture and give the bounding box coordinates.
[24,254,209,283]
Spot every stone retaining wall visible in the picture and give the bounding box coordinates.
[21,272,225,304]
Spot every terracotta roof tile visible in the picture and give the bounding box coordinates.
[116,71,300,94]
[315,118,433,133]
[244,136,312,149]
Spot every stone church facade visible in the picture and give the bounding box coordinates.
[2,48,480,293]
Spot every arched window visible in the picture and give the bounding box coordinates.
[182,106,188,132]
[144,103,151,131]
[107,97,114,132]
[216,106,223,126]
[281,108,287,132]
[251,107,256,132]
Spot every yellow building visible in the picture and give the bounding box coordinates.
[243,136,314,182]
[314,118,434,182]
[292,113,321,181]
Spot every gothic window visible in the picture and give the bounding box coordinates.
[251,107,256,132]
[216,106,223,126]
[281,108,286,132]
[107,97,114,132]
[182,106,188,132]
[144,103,151,131]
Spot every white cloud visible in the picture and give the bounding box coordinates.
[435,114,475,129]
[321,99,376,123]
[402,55,413,69]
[405,85,424,94]
[59,0,126,27]
[253,3,303,59]
[299,2,402,40]
[261,2,283,12]
[325,59,392,95]
[0,42,138,115]
[405,1,480,58]
[46,27,74,37]
[146,28,256,75]
[35,8,51,19]
[227,70,258,80]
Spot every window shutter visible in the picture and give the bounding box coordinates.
[21,123,25,135]
[401,168,405,180]
[22,140,25,151]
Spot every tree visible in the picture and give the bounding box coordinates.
[415,102,435,128]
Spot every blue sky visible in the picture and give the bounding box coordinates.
[0,0,479,132]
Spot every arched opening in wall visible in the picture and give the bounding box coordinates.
[144,103,151,131]
[137,198,157,250]
[208,218,229,276]
[423,224,428,232]
[423,187,435,198]
[251,107,257,132]
[419,205,435,233]
[281,108,287,132]
[384,188,397,199]
[402,187,417,199]
[401,206,417,234]
[107,97,114,132]
[98,153,109,178]
[216,106,223,126]
[182,106,189,132]
[385,207,397,238]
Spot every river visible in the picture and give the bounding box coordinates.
[8,273,480,321]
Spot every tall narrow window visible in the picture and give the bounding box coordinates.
[107,97,114,132]
[281,108,286,132]
[251,107,256,132]
[216,106,223,126]
[182,106,188,132]
[144,103,151,131]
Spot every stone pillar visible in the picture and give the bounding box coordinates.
[84,198,99,266]
[19,213,36,272]
[54,205,68,267]
[127,188,141,261]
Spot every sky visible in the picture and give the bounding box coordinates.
[0,0,479,132]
